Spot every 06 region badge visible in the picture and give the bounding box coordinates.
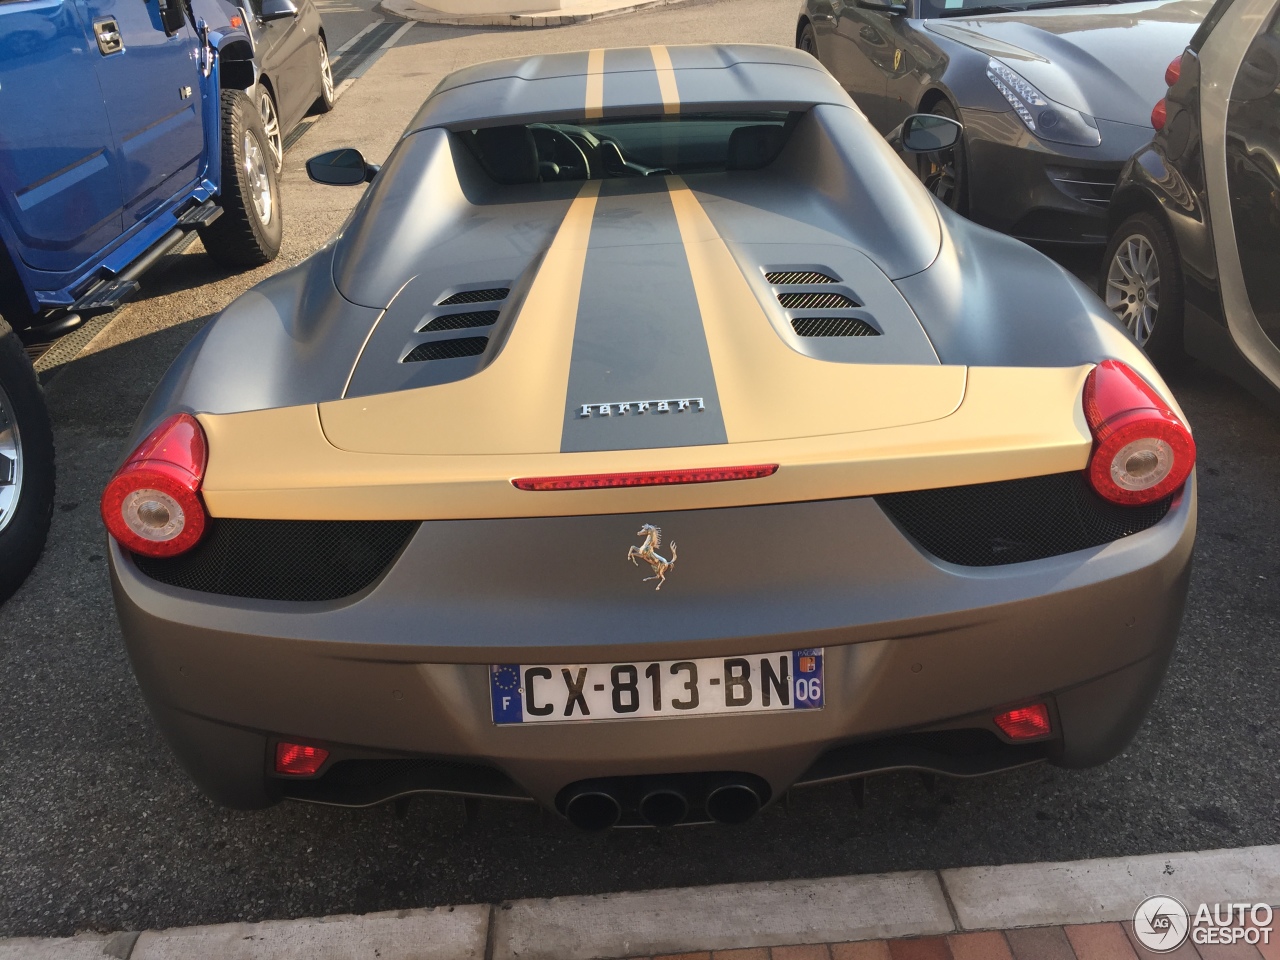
[490,650,824,725]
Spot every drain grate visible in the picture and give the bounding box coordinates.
[421,310,500,332]
[778,292,860,310]
[792,316,879,337]
[438,288,509,306]
[404,337,489,363]
[766,270,838,285]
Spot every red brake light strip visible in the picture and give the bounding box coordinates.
[512,465,779,492]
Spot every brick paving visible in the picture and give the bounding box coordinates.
[633,921,1279,960]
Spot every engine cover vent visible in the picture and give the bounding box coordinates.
[766,270,838,285]
[792,317,880,337]
[778,292,860,310]
[421,310,500,332]
[438,288,510,306]
[404,337,489,363]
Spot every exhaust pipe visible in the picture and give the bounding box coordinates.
[639,789,688,827]
[563,790,622,831]
[706,783,761,825]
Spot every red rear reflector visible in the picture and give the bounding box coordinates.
[1165,55,1182,87]
[512,464,779,492]
[1082,360,1195,506]
[275,742,329,776]
[101,413,210,558]
[994,703,1052,740]
[1151,98,1167,130]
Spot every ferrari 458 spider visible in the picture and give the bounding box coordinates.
[104,45,1196,829]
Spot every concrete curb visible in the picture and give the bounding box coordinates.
[379,0,712,28]
[5,844,1279,959]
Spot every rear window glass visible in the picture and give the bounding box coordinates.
[458,112,801,185]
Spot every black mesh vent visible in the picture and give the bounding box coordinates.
[792,316,879,337]
[133,519,418,601]
[438,288,509,306]
[778,292,860,309]
[421,310,499,332]
[877,472,1173,566]
[404,337,489,363]
[766,270,837,285]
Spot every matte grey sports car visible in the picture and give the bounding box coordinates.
[798,0,1211,243]
[103,45,1196,829]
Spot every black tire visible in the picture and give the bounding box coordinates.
[798,21,819,58]
[0,315,55,605]
[311,36,336,114]
[915,99,968,215]
[199,90,283,268]
[1101,212,1185,368]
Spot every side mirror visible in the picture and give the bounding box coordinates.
[306,148,379,186]
[157,0,186,34]
[856,0,908,13]
[258,0,298,21]
[896,113,963,153]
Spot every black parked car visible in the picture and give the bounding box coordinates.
[1103,0,1280,402]
[796,0,1210,244]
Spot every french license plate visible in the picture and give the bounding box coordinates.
[490,649,823,725]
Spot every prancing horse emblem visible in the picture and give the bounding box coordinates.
[627,524,677,591]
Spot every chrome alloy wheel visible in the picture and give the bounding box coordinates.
[243,133,274,226]
[1106,233,1162,345]
[258,90,283,171]
[320,42,334,103]
[0,380,24,536]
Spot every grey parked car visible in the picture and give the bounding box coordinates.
[797,0,1211,244]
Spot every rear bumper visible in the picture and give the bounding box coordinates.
[961,110,1154,245]
[109,482,1196,818]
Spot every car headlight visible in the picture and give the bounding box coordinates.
[986,59,1101,147]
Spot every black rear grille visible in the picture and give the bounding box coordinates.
[877,472,1173,566]
[778,292,860,310]
[404,337,489,363]
[766,270,837,285]
[280,757,529,806]
[438,288,509,306]
[133,519,418,601]
[792,316,879,337]
[421,310,499,332]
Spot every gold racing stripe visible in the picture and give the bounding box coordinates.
[585,48,606,119]
[650,45,680,114]
[665,177,967,444]
[311,180,602,457]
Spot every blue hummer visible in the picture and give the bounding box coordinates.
[0,0,297,600]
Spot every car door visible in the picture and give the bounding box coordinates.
[0,0,124,276]
[246,0,312,128]
[830,0,898,129]
[1200,0,1280,389]
[78,0,205,230]
[883,13,945,132]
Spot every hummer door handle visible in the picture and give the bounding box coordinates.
[94,19,124,55]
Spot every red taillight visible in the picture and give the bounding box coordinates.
[1151,98,1167,130]
[275,742,329,776]
[101,413,209,558]
[1165,55,1182,87]
[1083,360,1195,506]
[512,464,778,492]
[994,703,1052,740]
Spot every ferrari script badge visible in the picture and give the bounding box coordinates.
[579,397,705,418]
[628,524,677,591]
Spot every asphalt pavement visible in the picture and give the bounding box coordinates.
[1,0,1278,939]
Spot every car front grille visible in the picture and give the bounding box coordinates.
[877,472,1173,566]
[133,519,419,601]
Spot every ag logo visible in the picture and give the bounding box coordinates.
[1133,896,1190,952]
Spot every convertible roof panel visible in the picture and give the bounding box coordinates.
[410,44,849,131]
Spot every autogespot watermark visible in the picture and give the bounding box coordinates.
[1133,895,1274,952]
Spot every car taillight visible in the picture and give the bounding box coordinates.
[1165,54,1182,87]
[994,703,1052,740]
[275,742,328,776]
[1151,98,1167,130]
[101,413,209,557]
[1083,360,1195,506]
